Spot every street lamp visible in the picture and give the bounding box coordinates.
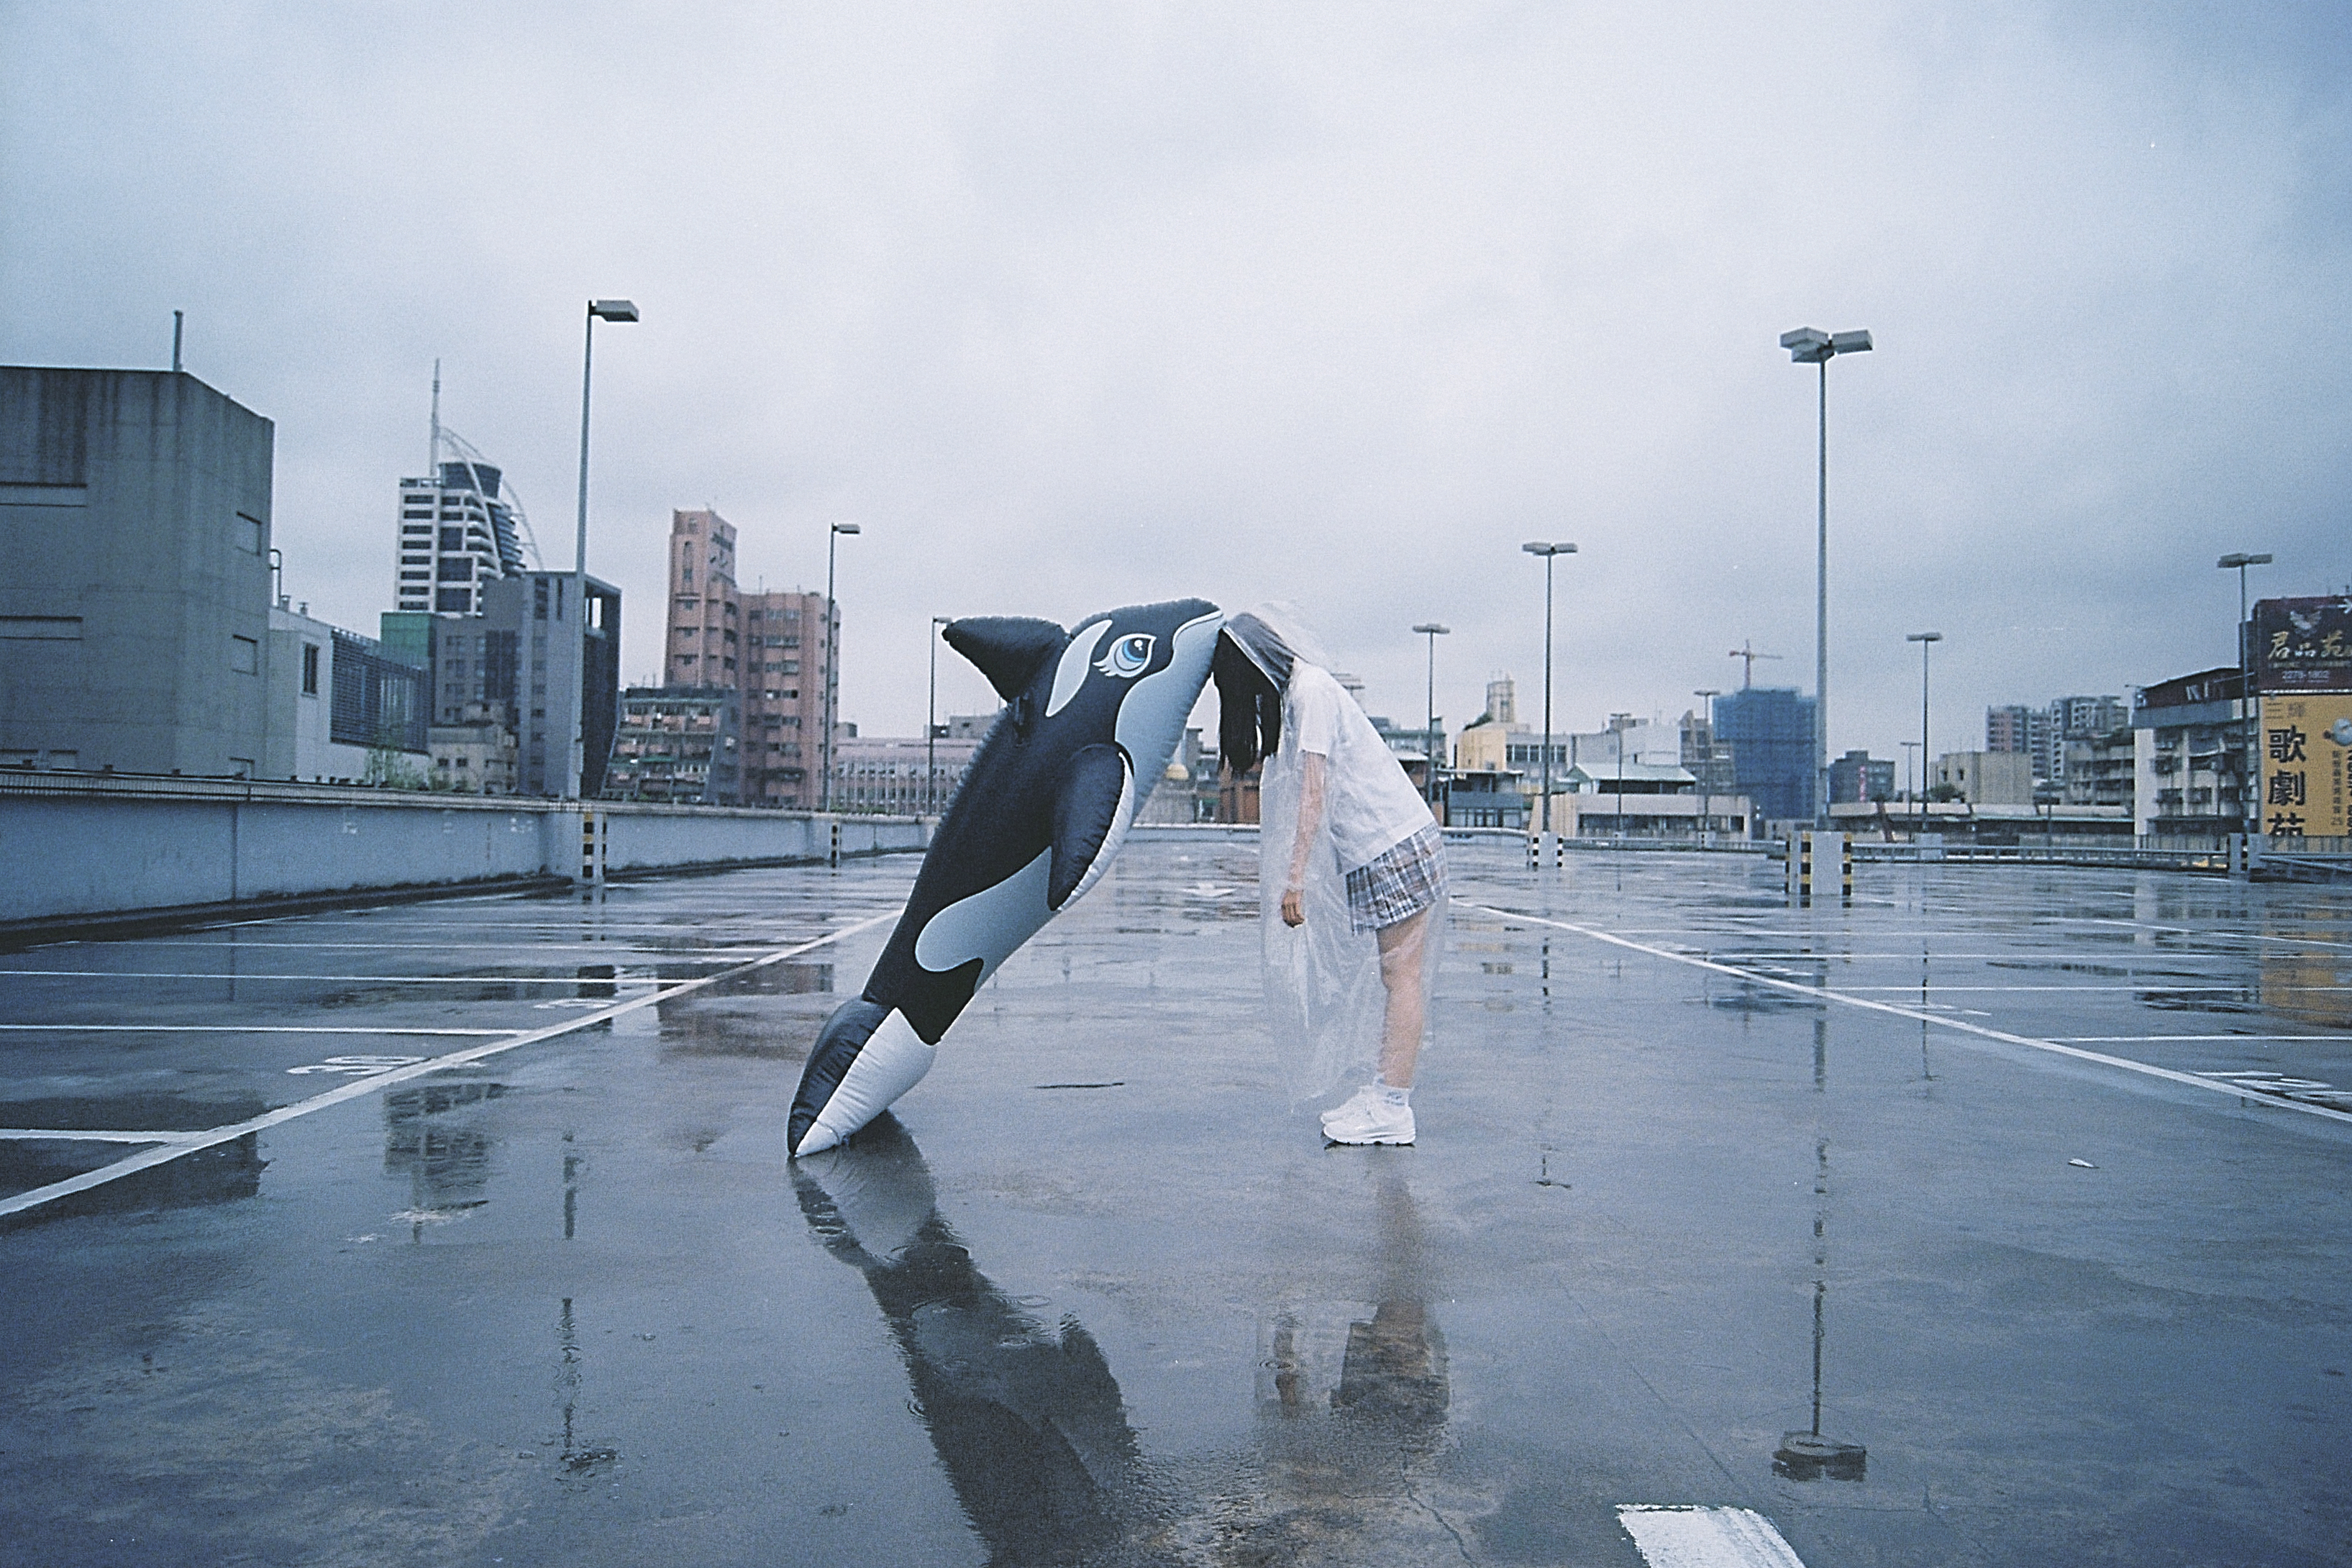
[2217,551,2272,834]
[819,521,860,813]
[1694,689,1720,844]
[1412,622,1449,808]
[1610,712,1634,840]
[928,614,953,816]
[1522,542,1577,847]
[1900,739,1922,819]
[568,297,637,799]
[1907,633,1942,829]
[1780,324,1874,828]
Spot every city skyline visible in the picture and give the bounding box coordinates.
[7,6,2348,755]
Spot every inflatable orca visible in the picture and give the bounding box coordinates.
[789,597,1221,1156]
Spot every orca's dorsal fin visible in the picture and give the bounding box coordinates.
[944,617,1067,703]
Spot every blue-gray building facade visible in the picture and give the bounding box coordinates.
[1714,686,1816,824]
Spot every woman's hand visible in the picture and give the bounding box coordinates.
[1282,888,1305,926]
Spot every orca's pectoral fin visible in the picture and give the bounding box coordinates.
[1050,744,1131,908]
[945,616,1068,704]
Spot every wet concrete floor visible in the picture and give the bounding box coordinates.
[1,835,2348,1566]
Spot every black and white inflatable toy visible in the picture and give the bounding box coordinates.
[788,598,1221,1156]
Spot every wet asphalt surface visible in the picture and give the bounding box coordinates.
[1,834,2348,1567]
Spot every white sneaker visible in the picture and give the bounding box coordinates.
[1321,1082,1383,1127]
[1322,1089,1416,1146]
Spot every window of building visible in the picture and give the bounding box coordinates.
[230,635,259,674]
[437,588,472,612]
[301,642,320,695]
[236,513,265,555]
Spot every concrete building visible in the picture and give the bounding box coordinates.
[2132,667,2251,838]
[1714,686,1815,825]
[2059,726,2136,810]
[1933,749,2034,806]
[260,604,427,784]
[427,701,519,795]
[1828,749,1895,803]
[478,571,620,798]
[392,461,527,616]
[1984,703,2049,775]
[604,685,740,805]
[661,508,830,808]
[1,367,275,776]
[830,727,981,815]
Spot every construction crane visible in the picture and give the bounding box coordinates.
[1728,641,1784,689]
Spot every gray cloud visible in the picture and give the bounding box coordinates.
[6,1,2347,755]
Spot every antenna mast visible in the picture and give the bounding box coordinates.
[429,359,441,478]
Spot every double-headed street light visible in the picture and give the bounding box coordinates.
[819,521,860,813]
[568,297,638,800]
[1411,622,1449,807]
[1906,632,1942,826]
[2218,551,2273,832]
[1781,325,1873,828]
[1522,542,1577,844]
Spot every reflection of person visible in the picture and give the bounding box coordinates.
[1216,606,1447,1144]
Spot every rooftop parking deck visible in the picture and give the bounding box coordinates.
[3,837,2348,1566]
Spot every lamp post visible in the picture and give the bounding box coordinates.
[1411,622,1449,808]
[1610,712,1634,840]
[2217,551,2272,834]
[1900,740,1922,826]
[819,521,860,813]
[1522,542,1577,847]
[928,614,953,816]
[1780,325,1873,828]
[568,297,637,800]
[1694,689,1720,844]
[1907,632,1942,827]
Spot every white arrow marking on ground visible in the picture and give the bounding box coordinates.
[1618,1505,1808,1568]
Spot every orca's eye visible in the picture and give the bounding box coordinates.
[1095,632,1155,679]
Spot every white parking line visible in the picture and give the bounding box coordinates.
[2053,1034,2352,1043]
[0,970,665,985]
[0,1024,516,1035]
[1459,903,2352,1129]
[0,911,895,1222]
[0,1129,200,1143]
[1618,1505,1807,1567]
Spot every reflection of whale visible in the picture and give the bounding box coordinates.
[790,599,1221,1155]
[793,1118,1143,1563]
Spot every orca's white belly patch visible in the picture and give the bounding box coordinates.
[913,847,1054,985]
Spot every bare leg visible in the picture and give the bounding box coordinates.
[1375,906,1433,1088]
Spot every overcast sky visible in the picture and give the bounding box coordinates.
[7,2,2349,758]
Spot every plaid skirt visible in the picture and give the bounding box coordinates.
[1344,824,1447,934]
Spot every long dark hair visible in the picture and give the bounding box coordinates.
[1213,625,1284,775]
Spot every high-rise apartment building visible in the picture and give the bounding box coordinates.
[393,461,527,616]
[661,508,831,808]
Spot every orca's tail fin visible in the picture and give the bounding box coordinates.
[790,998,938,1157]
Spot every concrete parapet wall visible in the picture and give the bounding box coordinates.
[0,773,926,927]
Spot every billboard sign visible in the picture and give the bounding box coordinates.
[2259,693,2352,839]
[2253,596,2352,693]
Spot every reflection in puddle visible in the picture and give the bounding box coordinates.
[383,1081,504,1234]
[1774,1138,1866,1483]
[0,1093,268,1225]
[794,1118,1143,1562]
[1226,1164,1454,1561]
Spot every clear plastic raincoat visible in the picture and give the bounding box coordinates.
[1224,606,1445,1104]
